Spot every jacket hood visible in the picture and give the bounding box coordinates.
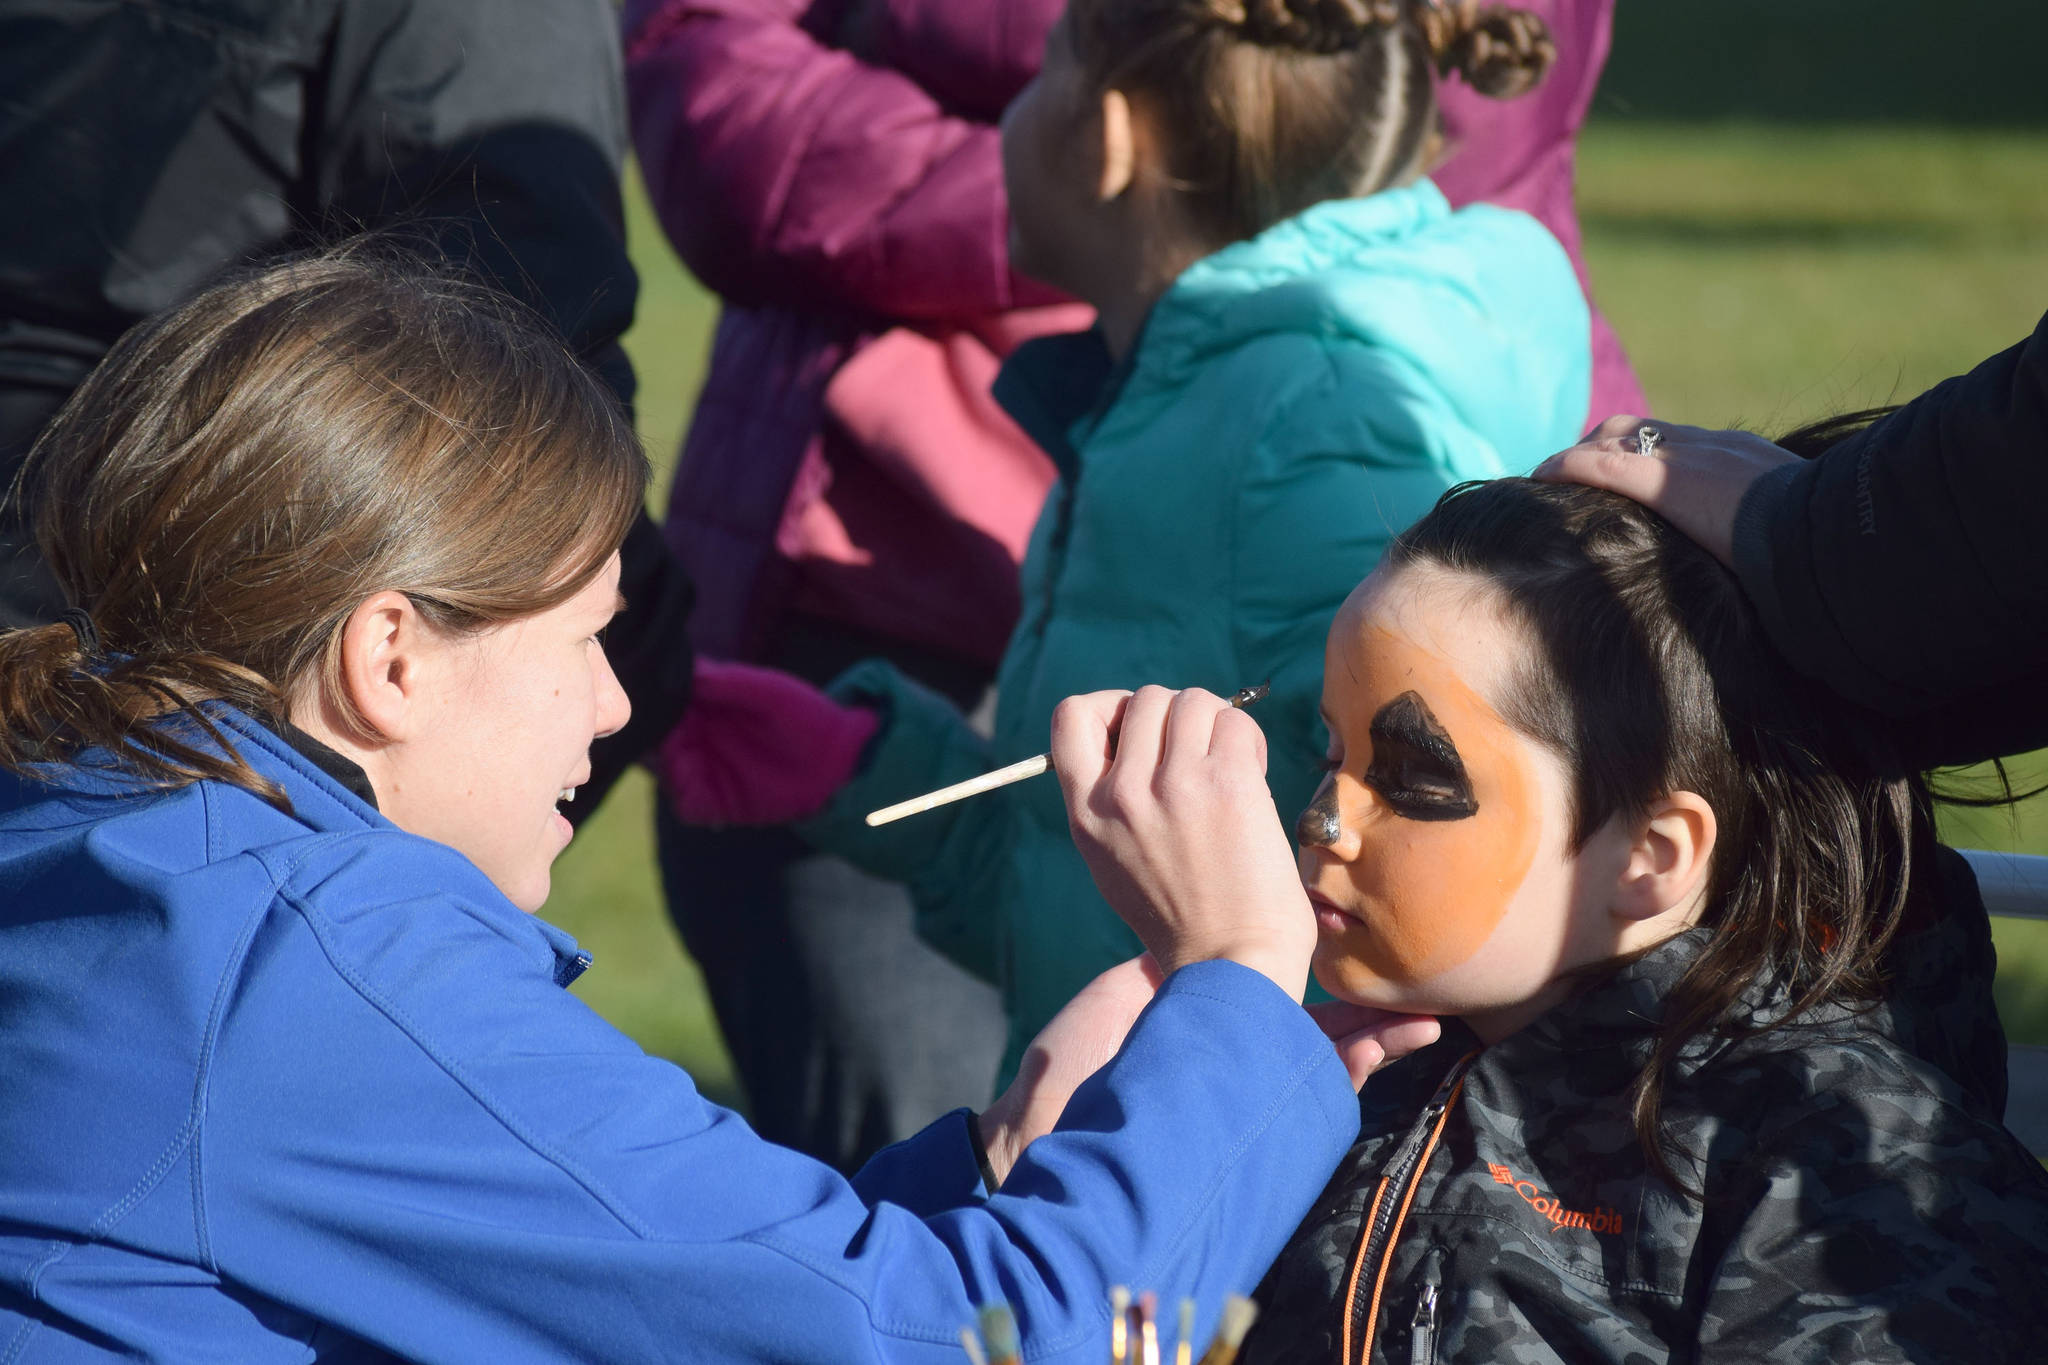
[1130,181,1590,466]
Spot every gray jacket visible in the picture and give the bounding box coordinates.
[0,0,690,803]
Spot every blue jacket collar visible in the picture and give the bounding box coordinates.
[210,709,595,988]
[273,718,379,810]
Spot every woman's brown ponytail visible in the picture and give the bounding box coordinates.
[0,618,104,766]
[0,611,294,806]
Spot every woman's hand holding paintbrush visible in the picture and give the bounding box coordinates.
[1052,686,1438,1082]
[864,682,1269,826]
[967,687,1439,1188]
[1036,687,1297,994]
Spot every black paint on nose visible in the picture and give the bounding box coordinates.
[1296,782,1341,847]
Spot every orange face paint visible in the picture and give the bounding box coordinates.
[1301,596,1544,1003]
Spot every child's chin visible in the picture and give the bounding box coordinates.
[1310,946,1417,1013]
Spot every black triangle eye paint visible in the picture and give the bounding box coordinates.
[1365,691,1479,821]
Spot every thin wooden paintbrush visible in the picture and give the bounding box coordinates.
[1136,1292,1160,1365]
[1194,1296,1258,1365]
[866,682,1271,826]
[959,1290,1254,1363]
[979,1304,1022,1365]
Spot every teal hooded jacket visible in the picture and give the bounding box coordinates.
[805,182,1592,1075]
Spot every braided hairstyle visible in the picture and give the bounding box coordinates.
[1067,0,1554,244]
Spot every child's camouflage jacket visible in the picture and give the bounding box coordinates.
[1245,848,2048,1365]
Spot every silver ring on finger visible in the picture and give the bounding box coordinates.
[1634,424,1662,458]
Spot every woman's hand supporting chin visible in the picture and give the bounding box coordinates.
[975,950,1440,1183]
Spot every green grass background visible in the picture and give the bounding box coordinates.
[549,32,2048,1108]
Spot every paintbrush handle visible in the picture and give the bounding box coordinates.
[865,753,1051,826]
[863,682,1271,828]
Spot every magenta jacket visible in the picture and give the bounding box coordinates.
[1434,0,1644,427]
[625,0,1640,663]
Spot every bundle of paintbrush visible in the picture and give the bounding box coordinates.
[955,1292,1258,1365]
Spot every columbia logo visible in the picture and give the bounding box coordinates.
[1487,1163,1624,1236]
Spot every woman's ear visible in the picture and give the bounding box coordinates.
[1096,88,1135,201]
[333,590,434,744]
[1612,791,1717,926]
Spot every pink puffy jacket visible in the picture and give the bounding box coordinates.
[625,0,1641,665]
[1435,0,1645,428]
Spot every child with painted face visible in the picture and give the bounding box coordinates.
[801,0,1593,1083]
[1239,477,2048,1364]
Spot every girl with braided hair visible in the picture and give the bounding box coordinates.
[797,0,1594,1079]
[627,0,1636,1170]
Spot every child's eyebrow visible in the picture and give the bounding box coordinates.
[1366,690,1479,819]
[1369,691,1466,772]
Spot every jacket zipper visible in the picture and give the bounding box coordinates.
[1408,1251,1442,1365]
[1339,1053,1474,1365]
[1025,479,1078,645]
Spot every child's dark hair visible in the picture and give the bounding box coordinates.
[1068,0,1555,244]
[1385,478,1919,1192]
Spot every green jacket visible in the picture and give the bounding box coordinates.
[804,182,1591,1075]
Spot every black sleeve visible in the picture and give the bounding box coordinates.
[1731,308,2048,770]
[310,0,695,814]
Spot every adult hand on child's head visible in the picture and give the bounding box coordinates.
[1533,415,1802,569]
[1050,685,1318,1003]
[978,954,1165,1184]
[653,658,878,826]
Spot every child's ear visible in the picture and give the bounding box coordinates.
[1096,88,1135,201]
[1612,791,1716,925]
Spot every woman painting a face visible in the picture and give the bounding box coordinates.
[0,250,1431,1362]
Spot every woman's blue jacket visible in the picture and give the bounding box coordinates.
[0,712,1358,1361]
